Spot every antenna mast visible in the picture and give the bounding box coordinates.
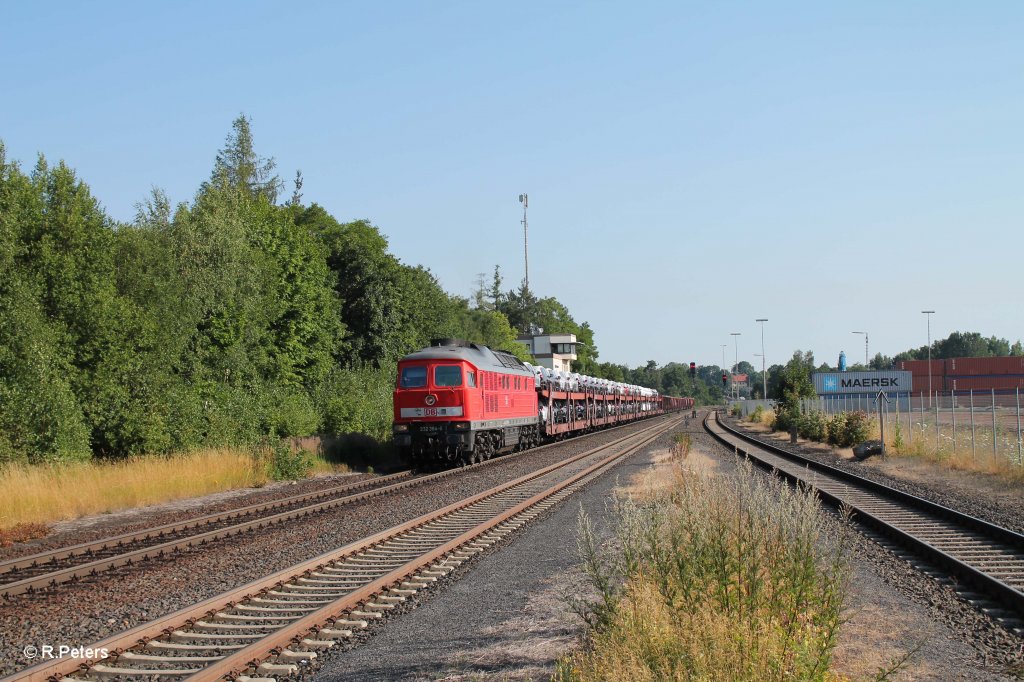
[518,193,529,293]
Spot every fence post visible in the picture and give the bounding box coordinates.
[907,393,913,445]
[992,389,997,463]
[924,392,929,444]
[935,392,940,454]
[951,390,956,455]
[970,389,976,463]
[1017,388,1022,466]
[878,395,886,455]
[895,392,900,448]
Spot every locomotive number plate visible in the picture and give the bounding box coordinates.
[400,407,464,418]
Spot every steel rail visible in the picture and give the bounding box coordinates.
[705,411,1024,617]
[0,472,413,588]
[192,418,678,682]
[1,413,671,597]
[1,416,679,682]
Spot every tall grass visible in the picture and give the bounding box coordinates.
[0,448,265,528]
[872,421,1024,485]
[557,461,852,681]
[0,446,351,530]
[748,404,776,428]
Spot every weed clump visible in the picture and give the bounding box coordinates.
[254,438,314,481]
[558,461,852,681]
[671,433,691,461]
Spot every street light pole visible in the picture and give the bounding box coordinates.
[852,331,868,367]
[721,344,727,373]
[922,310,935,407]
[518,193,529,293]
[730,332,741,400]
[754,353,765,399]
[756,318,768,400]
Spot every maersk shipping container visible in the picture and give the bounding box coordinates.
[946,356,1024,377]
[946,376,1024,392]
[898,359,945,377]
[813,371,913,395]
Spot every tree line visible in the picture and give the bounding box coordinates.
[5,115,710,464]
[16,115,1007,464]
[0,116,549,464]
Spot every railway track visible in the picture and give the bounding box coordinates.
[705,411,1024,627]
[0,471,417,598]
[0,416,669,599]
[3,415,680,682]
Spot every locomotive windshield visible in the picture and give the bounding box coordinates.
[434,365,462,387]
[399,365,427,388]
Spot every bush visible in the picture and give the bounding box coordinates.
[749,405,764,423]
[826,411,872,447]
[260,438,313,480]
[315,364,394,442]
[268,390,320,438]
[798,411,828,442]
[730,403,742,417]
[843,411,872,446]
[773,405,797,434]
[826,413,848,446]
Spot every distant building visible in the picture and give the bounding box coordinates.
[516,332,578,372]
[732,373,751,397]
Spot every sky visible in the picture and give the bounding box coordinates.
[3,1,1022,370]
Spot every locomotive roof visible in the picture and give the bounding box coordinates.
[400,342,533,375]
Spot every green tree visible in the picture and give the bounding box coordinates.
[205,114,283,203]
[771,351,817,409]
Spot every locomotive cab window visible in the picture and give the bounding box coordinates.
[399,366,427,388]
[434,365,462,387]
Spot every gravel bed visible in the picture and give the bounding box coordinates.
[0,417,674,676]
[722,415,1024,535]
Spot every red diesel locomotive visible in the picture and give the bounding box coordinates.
[393,340,540,466]
[393,339,695,467]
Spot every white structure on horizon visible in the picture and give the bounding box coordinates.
[516,332,578,372]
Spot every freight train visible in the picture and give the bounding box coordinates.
[392,339,694,467]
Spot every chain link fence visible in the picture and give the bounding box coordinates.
[797,390,1024,467]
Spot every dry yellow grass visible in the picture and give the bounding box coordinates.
[870,421,1024,486]
[747,405,777,429]
[1,448,268,529]
[0,448,357,531]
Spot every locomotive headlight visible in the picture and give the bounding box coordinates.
[393,424,409,433]
[452,422,469,430]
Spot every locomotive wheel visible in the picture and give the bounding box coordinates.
[479,433,495,461]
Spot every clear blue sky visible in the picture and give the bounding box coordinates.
[3,1,1022,370]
